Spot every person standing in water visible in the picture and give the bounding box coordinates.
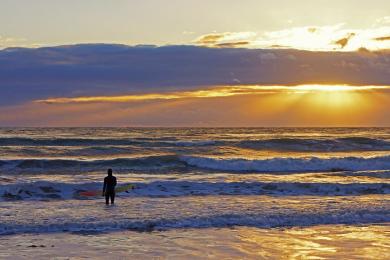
[102,169,117,205]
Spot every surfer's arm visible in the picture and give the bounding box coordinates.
[102,179,107,195]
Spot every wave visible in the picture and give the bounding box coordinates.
[0,207,388,235]
[3,136,390,152]
[3,154,390,173]
[0,155,184,171]
[334,170,390,179]
[238,137,390,151]
[0,137,218,147]
[1,180,389,201]
[181,155,390,172]
[0,137,139,146]
[166,140,217,146]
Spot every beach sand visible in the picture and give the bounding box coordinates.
[1,225,389,259]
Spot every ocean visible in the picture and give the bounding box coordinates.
[0,127,389,258]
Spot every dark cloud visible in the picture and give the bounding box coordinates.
[270,44,291,48]
[374,36,390,41]
[333,33,356,48]
[215,41,250,48]
[0,44,389,105]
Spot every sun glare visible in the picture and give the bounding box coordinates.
[291,84,388,92]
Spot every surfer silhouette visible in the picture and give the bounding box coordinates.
[102,169,117,205]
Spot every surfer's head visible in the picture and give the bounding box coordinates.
[107,168,113,176]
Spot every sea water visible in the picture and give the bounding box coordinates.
[0,128,389,258]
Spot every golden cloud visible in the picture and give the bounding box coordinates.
[194,24,390,51]
[195,33,226,45]
[195,32,256,47]
[35,85,390,104]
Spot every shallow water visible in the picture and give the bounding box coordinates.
[1,225,389,259]
[0,195,389,235]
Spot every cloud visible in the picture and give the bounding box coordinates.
[195,32,256,47]
[196,33,226,45]
[0,35,27,48]
[254,24,347,51]
[375,16,390,25]
[194,23,390,51]
[2,84,390,127]
[374,36,390,41]
[333,33,356,49]
[182,31,195,35]
[270,44,291,48]
[215,41,250,48]
[0,35,44,49]
[35,85,390,104]
[0,44,389,106]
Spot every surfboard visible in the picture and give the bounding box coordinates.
[78,184,135,197]
[115,184,135,193]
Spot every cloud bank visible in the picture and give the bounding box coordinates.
[0,44,389,106]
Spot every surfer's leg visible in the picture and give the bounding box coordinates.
[105,193,109,205]
[110,192,115,204]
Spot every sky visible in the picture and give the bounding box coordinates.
[0,0,389,126]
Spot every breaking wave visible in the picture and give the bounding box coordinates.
[237,137,390,151]
[181,155,390,172]
[0,208,388,235]
[0,155,184,171]
[2,136,390,152]
[1,180,389,201]
[3,154,390,173]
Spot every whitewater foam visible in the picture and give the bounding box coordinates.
[0,196,388,235]
[238,137,390,151]
[181,155,390,172]
[1,180,389,201]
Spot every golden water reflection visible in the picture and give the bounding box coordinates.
[1,225,388,259]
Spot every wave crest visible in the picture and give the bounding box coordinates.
[238,137,390,151]
[0,155,184,171]
[181,155,390,172]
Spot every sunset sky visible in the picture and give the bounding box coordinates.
[0,0,389,126]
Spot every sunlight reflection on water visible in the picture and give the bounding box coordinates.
[0,225,388,259]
